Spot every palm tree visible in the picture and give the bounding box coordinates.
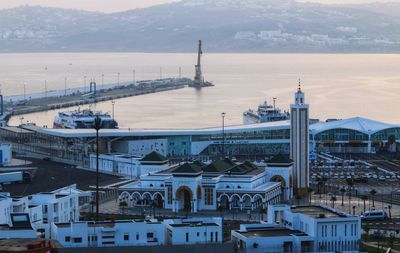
[340,188,346,206]
[369,189,377,207]
[119,201,128,216]
[322,177,329,195]
[361,195,368,213]
[346,178,354,214]
[317,178,324,199]
[330,196,337,208]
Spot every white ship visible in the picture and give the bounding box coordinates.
[243,99,290,124]
[53,109,118,129]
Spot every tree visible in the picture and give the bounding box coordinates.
[352,205,356,215]
[361,195,368,213]
[119,201,128,216]
[346,178,354,214]
[330,196,337,208]
[369,189,377,207]
[340,188,346,206]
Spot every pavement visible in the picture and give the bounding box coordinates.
[311,193,400,217]
[362,241,400,253]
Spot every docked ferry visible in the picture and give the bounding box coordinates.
[243,100,290,124]
[53,109,118,129]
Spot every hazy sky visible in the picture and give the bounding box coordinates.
[0,0,399,13]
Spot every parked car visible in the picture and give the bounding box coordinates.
[361,210,388,221]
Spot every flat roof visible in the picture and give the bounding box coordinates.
[169,222,219,228]
[238,227,308,238]
[35,120,290,138]
[290,206,346,218]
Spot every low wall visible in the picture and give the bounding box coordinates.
[54,242,236,253]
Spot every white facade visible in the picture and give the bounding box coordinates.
[269,204,360,252]
[164,217,223,245]
[0,214,37,239]
[232,223,314,253]
[118,159,289,213]
[51,220,165,248]
[89,153,170,178]
[0,143,11,165]
[232,204,361,253]
[0,193,12,225]
[11,184,91,238]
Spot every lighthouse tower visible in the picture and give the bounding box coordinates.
[290,80,309,197]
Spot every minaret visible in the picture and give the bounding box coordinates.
[290,80,309,197]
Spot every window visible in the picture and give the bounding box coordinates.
[215,232,218,242]
[136,234,139,240]
[73,237,82,243]
[210,232,214,242]
[167,187,172,204]
[197,232,199,237]
[147,232,154,238]
[186,233,189,242]
[205,188,213,205]
[65,236,70,242]
[345,224,347,236]
[124,234,129,241]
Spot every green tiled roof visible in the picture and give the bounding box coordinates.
[267,154,293,164]
[171,163,203,174]
[140,151,167,162]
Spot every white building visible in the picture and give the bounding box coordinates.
[118,157,292,213]
[51,219,165,248]
[163,217,223,245]
[10,184,91,239]
[231,204,361,253]
[0,213,37,239]
[89,151,170,178]
[0,143,11,165]
[0,193,12,225]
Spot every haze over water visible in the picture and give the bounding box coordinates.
[2,53,400,128]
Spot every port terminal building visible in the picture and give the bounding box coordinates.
[0,117,399,167]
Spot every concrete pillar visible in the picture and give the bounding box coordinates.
[240,203,243,211]
[367,140,372,153]
[193,200,197,213]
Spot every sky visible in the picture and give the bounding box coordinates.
[0,0,399,13]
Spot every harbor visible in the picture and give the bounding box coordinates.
[0,77,193,126]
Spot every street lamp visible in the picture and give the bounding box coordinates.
[132,69,136,86]
[111,101,115,120]
[84,75,87,93]
[64,77,67,96]
[221,112,226,158]
[93,115,102,221]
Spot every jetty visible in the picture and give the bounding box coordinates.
[1,78,192,124]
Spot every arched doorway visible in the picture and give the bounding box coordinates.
[176,186,193,212]
[242,195,252,209]
[271,175,286,200]
[219,194,229,210]
[153,193,164,208]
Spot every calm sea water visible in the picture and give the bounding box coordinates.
[2,53,400,128]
